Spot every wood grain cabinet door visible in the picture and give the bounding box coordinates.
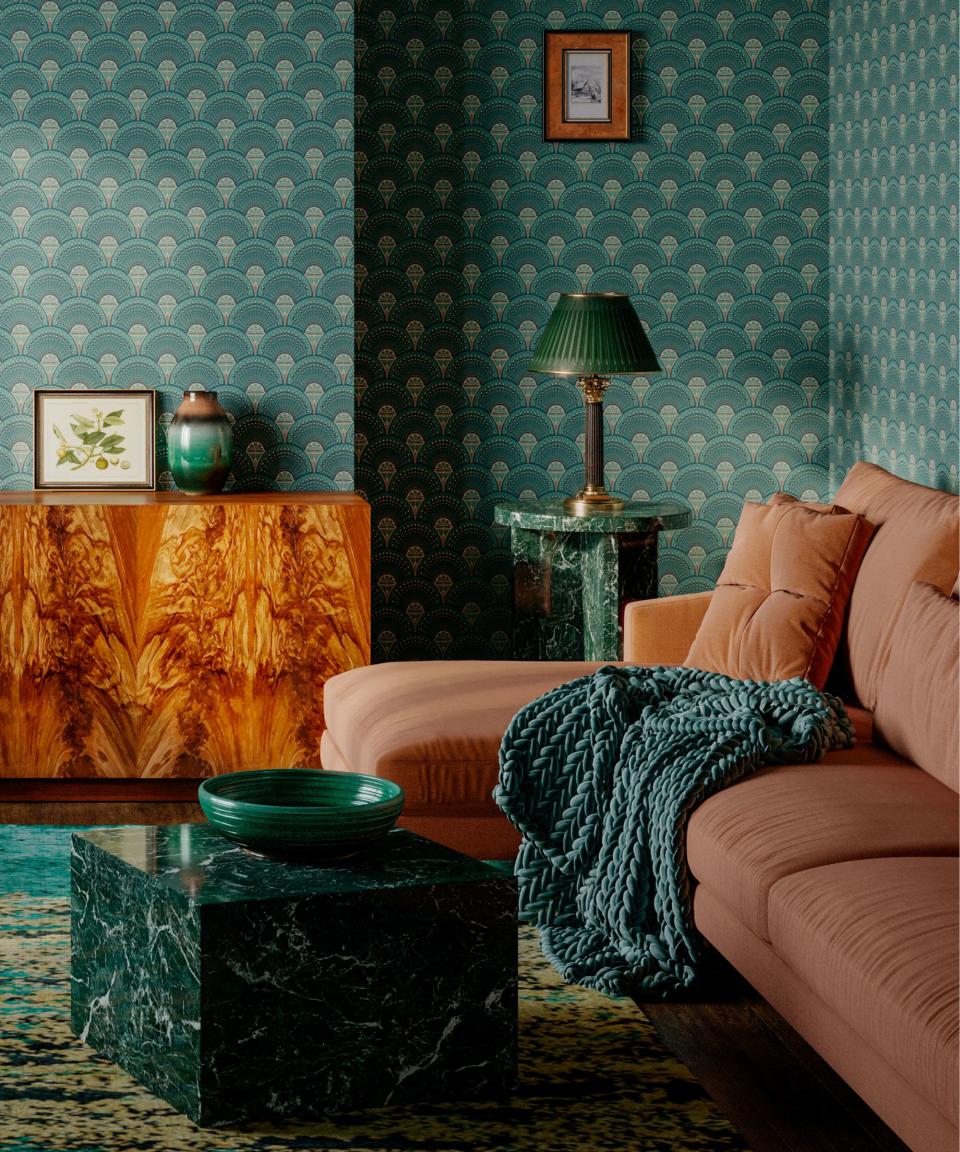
[18,505,139,777]
[2,496,370,778]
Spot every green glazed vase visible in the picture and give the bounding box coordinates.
[167,391,233,495]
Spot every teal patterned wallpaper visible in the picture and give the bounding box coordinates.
[831,0,959,494]
[357,0,831,659]
[0,0,354,492]
[7,1,952,664]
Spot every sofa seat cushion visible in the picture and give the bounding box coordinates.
[686,748,959,940]
[322,660,603,811]
[769,857,959,1126]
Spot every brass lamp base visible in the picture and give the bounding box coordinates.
[563,374,626,516]
[564,486,626,516]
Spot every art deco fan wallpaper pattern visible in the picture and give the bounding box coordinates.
[0,0,355,492]
[357,1,832,659]
[831,0,959,493]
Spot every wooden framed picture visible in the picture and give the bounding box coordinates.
[543,31,631,142]
[34,389,156,490]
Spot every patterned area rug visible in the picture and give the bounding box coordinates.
[0,827,748,1152]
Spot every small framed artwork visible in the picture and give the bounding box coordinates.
[543,31,631,142]
[34,389,156,490]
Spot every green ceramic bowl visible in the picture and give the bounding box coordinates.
[198,769,405,859]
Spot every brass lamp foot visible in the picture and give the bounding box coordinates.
[564,487,626,516]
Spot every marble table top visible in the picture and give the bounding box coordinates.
[72,825,502,905]
[494,497,691,533]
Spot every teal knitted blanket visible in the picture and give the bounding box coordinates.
[494,665,854,998]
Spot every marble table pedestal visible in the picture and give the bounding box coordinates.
[70,826,517,1127]
[494,499,691,661]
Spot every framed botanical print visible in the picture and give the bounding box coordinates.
[543,31,632,142]
[34,389,156,490]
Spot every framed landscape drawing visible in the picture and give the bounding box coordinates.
[543,31,631,142]
[34,389,156,490]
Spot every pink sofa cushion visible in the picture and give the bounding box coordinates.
[686,748,959,940]
[322,660,603,811]
[684,495,874,688]
[769,857,959,1126]
[875,582,959,793]
[833,462,960,709]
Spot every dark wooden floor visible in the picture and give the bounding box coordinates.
[5,801,910,1152]
[642,968,909,1152]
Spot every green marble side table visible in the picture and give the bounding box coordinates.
[494,498,691,661]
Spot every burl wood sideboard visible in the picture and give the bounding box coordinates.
[0,493,369,796]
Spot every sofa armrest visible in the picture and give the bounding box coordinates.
[623,591,714,665]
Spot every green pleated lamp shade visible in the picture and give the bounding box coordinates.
[528,293,661,376]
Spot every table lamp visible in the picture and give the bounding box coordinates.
[528,292,661,515]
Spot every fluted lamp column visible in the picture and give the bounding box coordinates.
[529,293,661,516]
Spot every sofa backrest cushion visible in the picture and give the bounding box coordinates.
[833,463,960,709]
[874,582,959,793]
[684,494,875,689]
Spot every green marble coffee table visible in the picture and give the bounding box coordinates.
[495,498,691,661]
[71,825,517,1127]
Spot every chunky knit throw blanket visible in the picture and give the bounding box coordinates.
[494,665,854,998]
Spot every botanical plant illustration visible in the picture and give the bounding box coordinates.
[55,409,130,472]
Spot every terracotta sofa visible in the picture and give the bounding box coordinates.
[321,463,959,1152]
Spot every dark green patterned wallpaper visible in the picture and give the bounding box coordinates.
[0,0,354,493]
[357,0,831,660]
[831,0,959,493]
